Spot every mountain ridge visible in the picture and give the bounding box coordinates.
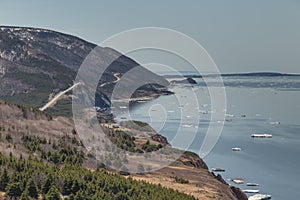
[0,26,170,115]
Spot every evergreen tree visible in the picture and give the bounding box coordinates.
[20,189,31,200]
[74,189,85,200]
[26,178,39,199]
[62,176,73,195]
[46,185,61,200]
[5,182,22,199]
[42,177,53,194]
[71,179,80,194]
[0,169,9,191]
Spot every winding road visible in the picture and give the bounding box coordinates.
[99,73,120,87]
[39,82,82,111]
[39,73,120,111]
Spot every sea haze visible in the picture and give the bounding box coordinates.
[121,74,300,200]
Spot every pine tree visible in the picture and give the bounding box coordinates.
[74,189,85,200]
[62,176,73,196]
[0,169,9,191]
[46,185,61,200]
[5,182,22,199]
[42,177,53,194]
[71,179,80,194]
[20,189,31,200]
[26,178,39,199]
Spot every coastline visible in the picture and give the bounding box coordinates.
[113,118,247,200]
[110,89,247,200]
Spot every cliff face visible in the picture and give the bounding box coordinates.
[175,153,247,200]
[231,186,248,200]
[0,26,169,110]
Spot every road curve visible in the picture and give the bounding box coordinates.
[99,73,120,87]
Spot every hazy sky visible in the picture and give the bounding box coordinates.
[0,0,299,73]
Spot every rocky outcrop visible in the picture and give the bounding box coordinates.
[151,134,169,145]
[179,151,208,169]
[212,172,248,200]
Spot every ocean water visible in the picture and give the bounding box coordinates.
[119,75,300,200]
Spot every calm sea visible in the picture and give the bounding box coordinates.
[116,74,300,200]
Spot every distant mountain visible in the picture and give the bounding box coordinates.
[0,26,170,114]
[220,72,300,77]
[164,72,300,78]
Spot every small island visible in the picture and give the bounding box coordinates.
[171,77,198,85]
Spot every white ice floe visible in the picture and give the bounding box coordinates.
[248,194,271,200]
[232,147,241,151]
[269,121,280,125]
[182,124,193,128]
[243,189,260,193]
[225,113,235,117]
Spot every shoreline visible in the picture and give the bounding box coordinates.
[110,90,247,200]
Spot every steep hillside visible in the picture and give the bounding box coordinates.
[0,26,170,114]
[0,101,247,200]
[0,102,199,199]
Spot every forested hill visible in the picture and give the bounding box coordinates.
[0,101,196,199]
[0,101,247,200]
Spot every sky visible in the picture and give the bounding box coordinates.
[0,0,299,73]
